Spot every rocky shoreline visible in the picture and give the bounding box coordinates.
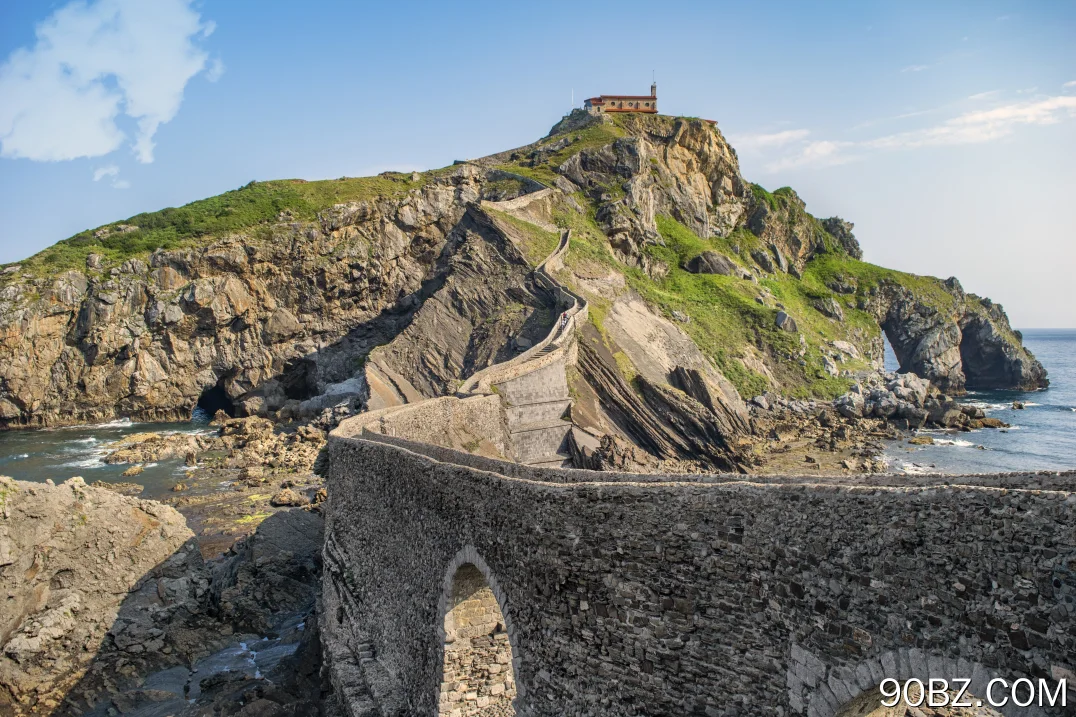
[0,407,338,716]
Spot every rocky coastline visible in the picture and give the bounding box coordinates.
[0,110,1058,715]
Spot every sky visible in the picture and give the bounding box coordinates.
[0,0,1073,327]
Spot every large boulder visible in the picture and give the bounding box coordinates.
[775,311,798,332]
[0,477,192,715]
[683,251,747,278]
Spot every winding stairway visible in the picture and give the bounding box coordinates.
[456,202,590,467]
[356,188,595,468]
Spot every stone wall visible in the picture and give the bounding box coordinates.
[440,563,516,716]
[322,432,1076,716]
[358,394,511,459]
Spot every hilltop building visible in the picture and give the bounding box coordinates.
[584,83,658,114]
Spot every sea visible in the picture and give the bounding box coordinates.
[0,410,217,499]
[0,331,1073,489]
[882,328,1076,475]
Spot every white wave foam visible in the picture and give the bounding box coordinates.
[934,439,975,447]
[9,453,29,460]
[61,456,106,469]
[900,462,935,475]
[145,462,159,468]
[963,401,1008,412]
[55,418,134,430]
[72,437,98,444]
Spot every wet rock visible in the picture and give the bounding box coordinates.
[909,435,934,445]
[121,464,145,477]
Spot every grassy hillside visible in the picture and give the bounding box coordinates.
[5,172,447,277]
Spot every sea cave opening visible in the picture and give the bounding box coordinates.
[193,382,235,422]
[439,563,517,715]
[880,323,908,374]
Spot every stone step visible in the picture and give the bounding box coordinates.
[493,357,569,406]
[505,399,571,428]
[527,452,573,468]
[510,419,571,464]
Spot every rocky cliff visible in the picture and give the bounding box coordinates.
[0,111,1047,451]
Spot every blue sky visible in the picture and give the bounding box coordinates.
[1,0,1074,326]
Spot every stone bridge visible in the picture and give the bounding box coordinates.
[322,430,1076,716]
[320,192,1076,715]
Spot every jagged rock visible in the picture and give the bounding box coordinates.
[0,477,191,715]
[834,391,865,419]
[813,297,844,321]
[864,282,1047,394]
[750,248,776,273]
[121,464,144,477]
[682,251,745,278]
[775,311,798,332]
[821,217,863,259]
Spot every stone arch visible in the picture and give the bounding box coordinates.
[436,545,521,715]
[790,644,1051,717]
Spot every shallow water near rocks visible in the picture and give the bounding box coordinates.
[0,415,215,499]
[884,328,1076,474]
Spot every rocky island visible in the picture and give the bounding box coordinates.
[1,111,1068,716]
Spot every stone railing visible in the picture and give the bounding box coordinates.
[456,225,587,397]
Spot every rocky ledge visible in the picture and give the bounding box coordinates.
[0,476,329,717]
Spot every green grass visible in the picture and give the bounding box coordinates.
[485,209,560,266]
[494,122,625,186]
[6,171,448,276]
[557,210,872,398]
[805,253,959,314]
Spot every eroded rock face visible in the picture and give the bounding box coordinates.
[867,280,1047,394]
[0,476,192,715]
[0,170,484,428]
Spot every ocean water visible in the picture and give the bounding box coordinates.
[884,329,1076,474]
[0,416,215,498]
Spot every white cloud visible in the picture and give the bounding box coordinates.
[93,164,119,181]
[0,0,216,164]
[968,90,1000,101]
[901,64,929,73]
[1064,80,1076,89]
[112,179,130,189]
[757,95,1076,172]
[728,129,809,151]
[766,141,856,172]
[866,95,1076,150]
[206,57,226,83]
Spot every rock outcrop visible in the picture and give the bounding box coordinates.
[0,476,191,715]
[864,278,1047,394]
[0,170,488,428]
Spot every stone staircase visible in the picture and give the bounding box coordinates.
[356,194,588,470]
[457,211,588,467]
[494,357,573,468]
